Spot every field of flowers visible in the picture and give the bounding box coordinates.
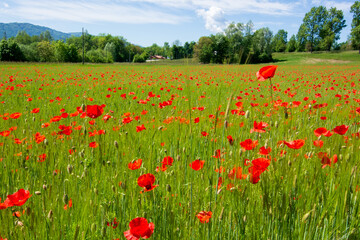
[0,63,359,239]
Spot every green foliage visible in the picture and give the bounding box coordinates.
[132,52,149,63]
[298,6,346,52]
[86,49,113,63]
[287,35,297,52]
[272,30,287,52]
[37,41,54,62]
[0,39,24,61]
[350,1,360,52]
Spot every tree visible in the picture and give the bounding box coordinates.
[272,29,287,52]
[287,35,297,52]
[252,27,273,63]
[320,7,346,51]
[37,40,54,62]
[224,22,245,63]
[15,31,32,45]
[210,33,229,63]
[300,6,327,52]
[350,1,360,53]
[0,40,24,61]
[193,36,213,63]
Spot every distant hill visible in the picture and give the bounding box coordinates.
[0,22,82,41]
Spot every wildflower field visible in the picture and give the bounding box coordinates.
[0,62,359,239]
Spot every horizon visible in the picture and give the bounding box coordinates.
[0,0,356,47]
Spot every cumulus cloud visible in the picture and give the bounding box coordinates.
[197,7,228,33]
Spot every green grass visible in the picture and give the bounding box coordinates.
[273,50,360,65]
[0,63,359,239]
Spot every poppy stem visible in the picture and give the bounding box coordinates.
[269,77,274,104]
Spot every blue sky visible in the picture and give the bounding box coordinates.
[0,0,355,46]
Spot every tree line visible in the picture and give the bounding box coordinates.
[0,2,359,64]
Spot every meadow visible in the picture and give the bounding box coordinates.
[0,60,359,239]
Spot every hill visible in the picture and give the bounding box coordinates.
[0,22,82,41]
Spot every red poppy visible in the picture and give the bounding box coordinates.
[320,154,338,168]
[284,139,305,149]
[228,166,247,180]
[332,125,349,135]
[0,198,7,209]
[212,149,222,158]
[86,105,104,119]
[64,199,73,210]
[38,153,46,162]
[124,217,154,240]
[136,125,146,132]
[9,112,22,119]
[4,189,31,207]
[189,160,205,171]
[250,121,269,133]
[31,108,40,113]
[162,156,174,166]
[137,173,158,193]
[227,135,234,145]
[248,158,270,184]
[240,139,258,150]
[89,141,98,148]
[313,140,323,148]
[194,117,199,123]
[256,65,278,81]
[201,131,208,137]
[259,146,271,155]
[128,159,142,170]
[196,211,212,223]
[107,218,119,229]
[314,127,333,137]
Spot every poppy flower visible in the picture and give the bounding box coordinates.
[136,125,146,132]
[250,121,269,133]
[313,140,323,148]
[137,173,158,193]
[228,166,247,180]
[107,218,119,229]
[314,128,333,137]
[227,135,234,145]
[240,139,258,151]
[332,125,349,135]
[4,189,31,207]
[162,156,173,166]
[124,217,154,240]
[189,160,205,171]
[320,154,338,168]
[31,108,40,113]
[259,146,271,155]
[284,139,305,149]
[128,159,142,170]
[64,199,73,210]
[89,141,98,148]
[256,65,278,81]
[248,158,270,184]
[0,198,8,209]
[196,211,212,223]
[194,117,199,123]
[9,112,22,119]
[86,105,104,119]
[201,131,208,137]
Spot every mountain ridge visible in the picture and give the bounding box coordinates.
[0,22,82,40]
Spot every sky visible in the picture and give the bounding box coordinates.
[0,0,356,47]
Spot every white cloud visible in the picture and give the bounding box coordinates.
[311,0,353,12]
[4,0,190,24]
[197,7,228,33]
[3,2,9,8]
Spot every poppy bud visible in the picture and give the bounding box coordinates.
[158,126,164,130]
[63,194,69,204]
[35,191,41,195]
[67,164,73,174]
[48,210,53,220]
[23,129,26,134]
[33,117,35,122]
[25,118,27,123]
[112,185,116,193]
[245,110,250,119]
[79,150,85,158]
[91,223,97,233]
[94,188,98,195]
[43,184,47,190]
[16,220,24,227]
[166,184,171,192]
[81,104,85,111]
[120,182,126,190]
[114,141,118,148]
[274,121,278,128]
[177,155,180,161]
[44,139,48,146]
[26,206,31,216]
